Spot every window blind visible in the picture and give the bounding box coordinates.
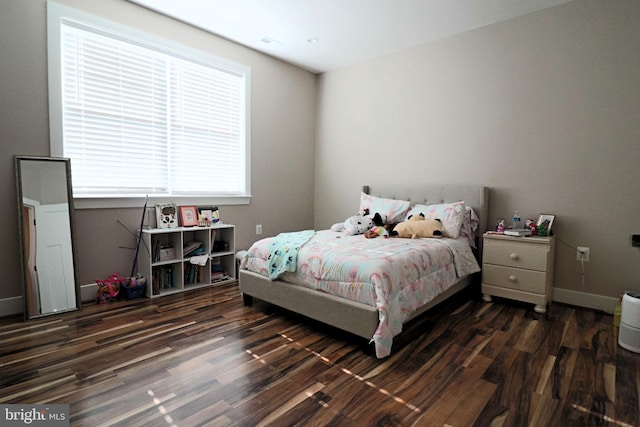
[58,17,248,198]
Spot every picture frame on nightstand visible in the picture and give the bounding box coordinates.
[537,214,555,236]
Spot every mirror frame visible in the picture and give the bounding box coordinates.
[15,155,81,320]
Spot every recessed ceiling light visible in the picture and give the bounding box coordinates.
[307,37,318,44]
[261,37,284,47]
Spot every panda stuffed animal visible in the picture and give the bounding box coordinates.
[391,213,445,239]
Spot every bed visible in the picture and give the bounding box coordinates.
[239,184,489,358]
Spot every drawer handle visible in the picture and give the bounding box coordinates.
[509,275,517,282]
[510,253,518,260]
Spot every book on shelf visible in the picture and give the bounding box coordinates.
[152,238,161,262]
[503,228,533,237]
[152,266,175,292]
[183,241,202,257]
[184,263,202,284]
[211,271,230,282]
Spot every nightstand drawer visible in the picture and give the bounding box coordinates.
[483,238,550,271]
[482,264,547,294]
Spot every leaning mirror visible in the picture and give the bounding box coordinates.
[15,156,80,319]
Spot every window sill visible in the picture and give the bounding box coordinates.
[73,195,251,209]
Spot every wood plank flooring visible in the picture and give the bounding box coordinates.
[0,282,638,426]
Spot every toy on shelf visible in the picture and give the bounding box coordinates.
[526,219,538,235]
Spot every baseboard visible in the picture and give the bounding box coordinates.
[0,296,23,318]
[0,286,620,317]
[552,287,618,314]
[0,284,97,318]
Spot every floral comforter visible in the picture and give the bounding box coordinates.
[240,230,480,358]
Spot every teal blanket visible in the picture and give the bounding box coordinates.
[268,230,315,279]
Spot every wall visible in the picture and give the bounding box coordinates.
[315,0,640,306]
[0,0,316,308]
[3,0,638,315]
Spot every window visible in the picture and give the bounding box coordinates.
[48,3,251,207]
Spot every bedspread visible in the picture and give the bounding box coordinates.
[241,230,480,358]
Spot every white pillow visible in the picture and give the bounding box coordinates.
[359,192,411,224]
[406,201,466,238]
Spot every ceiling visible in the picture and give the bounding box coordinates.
[127,0,572,74]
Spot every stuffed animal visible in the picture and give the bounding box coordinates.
[96,279,120,303]
[391,213,445,239]
[364,226,389,239]
[331,209,386,236]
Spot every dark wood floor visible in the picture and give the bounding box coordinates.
[0,282,638,426]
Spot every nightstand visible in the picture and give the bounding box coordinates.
[481,233,556,313]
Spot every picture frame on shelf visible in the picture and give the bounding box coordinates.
[197,208,213,227]
[179,205,198,227]
[537,214,555,236]
[198,205,220,223]
[199,209,213,222]
[155,203,178,229]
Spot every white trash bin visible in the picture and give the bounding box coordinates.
[619,292,640,353]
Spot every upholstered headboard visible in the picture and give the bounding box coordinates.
[363,184,490,253]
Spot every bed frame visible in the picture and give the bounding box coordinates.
[239,184,489,341]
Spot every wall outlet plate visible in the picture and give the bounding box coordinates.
[577,246,590,262]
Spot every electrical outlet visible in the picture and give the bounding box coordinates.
[576,246,590,262]
[256,224,262,235]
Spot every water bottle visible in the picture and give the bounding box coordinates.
[512,210,521,229]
